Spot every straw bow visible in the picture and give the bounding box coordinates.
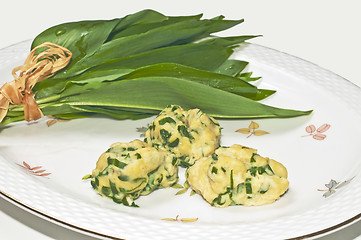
[0,42,72,123]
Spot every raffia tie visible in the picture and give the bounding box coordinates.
[0,42,72,123]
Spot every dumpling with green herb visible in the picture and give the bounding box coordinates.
[186,144,289,207]
[144,105,221,167]
[89,139,178,207]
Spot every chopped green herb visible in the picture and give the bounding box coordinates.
[99,168,109,176]
[259,184,270,194]
[101,186,112,197]
[94,177,99,186]
[211,193,227,206]
[148,124,156,131]
[250,153,258,163]
[209,117,220,126]
[178,125,194,140]
[235,183,244,193]
[118,174,129,181]
[112,196,123,204]
[175,188,188,195]
[122,197,130,206]
[172,156,178,166]
[211,166,218,174]
[171,105,179,112]
[133,177,147,183]
[178,156,191,168]
[91,179,97,189]
[107,157,128,169]
[248,166,258,177]
[168,138,179,148]
[160,129,171,143]
[109,180,119,195]
[171,183,184,189]
[82,174,92,180]
[151,142,160,148]
[245,178,252,194]
[258,166,265,174]
[191,129,199,135]
[158,117,176,125]
[257,164,274,175]
[264,164,274,175]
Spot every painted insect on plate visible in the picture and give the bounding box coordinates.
[16,161,51,177]
[318,177,354,197]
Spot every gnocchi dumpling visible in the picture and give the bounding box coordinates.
[186,144,289,207]
[90,139,178,206]
[144,105,221,167]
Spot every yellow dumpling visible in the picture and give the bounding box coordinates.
[144,105,221,167]
[90,139,178,207]
[186,144,289,207]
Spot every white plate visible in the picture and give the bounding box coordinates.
[0,40,360,240]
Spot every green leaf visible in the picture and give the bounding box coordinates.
[109,9,169,40]
[94,36,246,72]
[31,18,121,77]
[58,76,311,119]
[215,59,249,77]
[251,89,276,101]
[33,36,253,100]
[0,11,312,128]
[110,12,201,40]
[239,72,262,82]
[65,19,250,76]
[118,63,259,99]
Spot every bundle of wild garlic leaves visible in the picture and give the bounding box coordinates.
[1,9,311,126]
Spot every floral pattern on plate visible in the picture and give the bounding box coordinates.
[303,123,331,140]
[235,121,270,138]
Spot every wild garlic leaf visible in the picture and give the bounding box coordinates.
[59,77,311,119]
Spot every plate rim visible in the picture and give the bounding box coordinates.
[2,189,361,240]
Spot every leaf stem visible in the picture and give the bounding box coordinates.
[36,95,61,105]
